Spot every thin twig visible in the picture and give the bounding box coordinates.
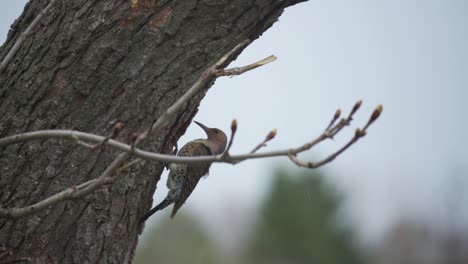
[0,0,57,74]
[288,129,362,168]
[215,55,276,77]
[250,129,277,154]
[142,40,251,141]
[118,158,143,172]
[221,119,237,159]
[330,100,362,137]
[288,104,382,169]
[90,122,124,150]
[325,109,341,132]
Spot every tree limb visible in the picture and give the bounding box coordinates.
[0,102,382,167]
[0,36,383,219]
[0,41,280,219]
[0,0,57,74]
[0,101,382,219]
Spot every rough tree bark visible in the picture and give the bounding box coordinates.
[0,0,306,263]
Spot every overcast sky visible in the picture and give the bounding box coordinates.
[2,0,467,245]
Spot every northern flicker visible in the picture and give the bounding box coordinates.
[141,121,227,222]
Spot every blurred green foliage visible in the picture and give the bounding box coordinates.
[134,168,366,264]
[245,169,366,264]
[133,213,224,264]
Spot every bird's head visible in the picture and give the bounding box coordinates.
[194,121,227,155]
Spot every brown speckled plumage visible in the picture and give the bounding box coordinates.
[140,121,227,222]
[171,141,211,217]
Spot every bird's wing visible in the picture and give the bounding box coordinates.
[171,142,212,218]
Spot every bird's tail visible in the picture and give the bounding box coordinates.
[140,197,174,223]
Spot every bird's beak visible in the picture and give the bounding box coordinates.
[194,121,210,134]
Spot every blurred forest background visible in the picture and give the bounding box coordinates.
[134,168,468,264]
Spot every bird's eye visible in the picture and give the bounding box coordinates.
[214,130,219,134]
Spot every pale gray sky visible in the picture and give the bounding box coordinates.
[2,0,467,245]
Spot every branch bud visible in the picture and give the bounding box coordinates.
[334,109,342,120]
[350,100,363,116]
[231,119,238,134]
[369,104,383,123]
[355,128,366,138]
[131,133,139,144]
[112,121,124,137]
[266,129,277,141]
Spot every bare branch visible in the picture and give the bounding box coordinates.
[0,40,275,219]
[288,129,363,168]
[90,121,125,150]
[330,100,362,137]
[0,103,382,170]
[288,104,383,169]
[0,34,382,219]
[118,158,143,172]
[215,55,276,77]
[141,40,251,142]
[325,109,341,132]
[250,129,277,154]
[221,119,237,159]
[59,40,254,199]
[0,103,382,219]
[0,0,57,74]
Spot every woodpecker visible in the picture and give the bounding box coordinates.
[141,121,227,222]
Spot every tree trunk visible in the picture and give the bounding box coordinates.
[0,0,305,263]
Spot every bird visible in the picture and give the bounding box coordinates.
[140,121,227,222]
